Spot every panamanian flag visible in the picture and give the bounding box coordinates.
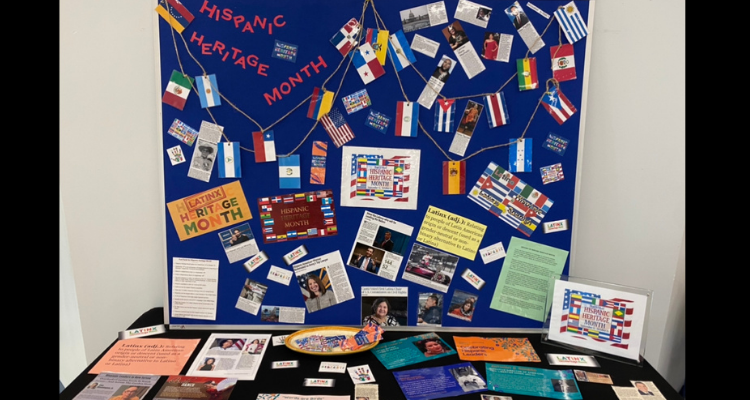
[330,18,360,56]
[542,86,577,125]
[217,142,241,178]
[434,99,455,132]
[353,43,385,85]
[388,30,417,72]
[509,138,532,172]
[484,92,509,128]
[395,101,418,137]
[195,74,221,108]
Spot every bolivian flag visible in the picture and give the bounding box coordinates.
[365,28,390,66]
[443,161,465,195]
[516,57,539,91]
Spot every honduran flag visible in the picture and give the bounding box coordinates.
[443,161,466,195]
[550,44,576,82]
[162,70,194,111]
[517,58,539,91]
[217,142,241,178]
[555,1,589,44]
[352,43,386,85]
[253,130,277,163]
[330,18,360,56]
[155,0,194,34]
[307,87,334,120]
[542,86,577,125]
[483,92,509,128]
[395,101,419,137]
[195,74,221,108]
[388,30,417,72]
[279,155,301,189]
[434,99,455,132]
[509,138,532,173]
[365,28,389,65]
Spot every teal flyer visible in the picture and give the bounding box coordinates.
[372,333,456,370]
[486,363,582,399]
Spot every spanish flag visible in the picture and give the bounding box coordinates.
[516,57,539,91]
[443,161,466,195]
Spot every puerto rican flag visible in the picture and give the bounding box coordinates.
[483,92,509,128]
[434,99,455,132]
[542,86,577,125]
[253,130,277,163]
[395,101,418,137]
[330,18,359,56]
[352,43,385,85]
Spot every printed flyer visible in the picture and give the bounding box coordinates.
[293,250,355,314]
[167,181,253,241]
[153,376,238,400]
[415,205,486,260]
[394,362,488,400]
[257,190,337,244]
[454,337,541,362]
[346,210,414,281]
[486,364,582,399]
[372,332,455,369]
[186,333,272,381]
[71,373,160,400]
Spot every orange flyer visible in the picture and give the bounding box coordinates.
[89,338,201,375]
[453,336,541,362]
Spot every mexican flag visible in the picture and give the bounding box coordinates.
[162,70,194,110]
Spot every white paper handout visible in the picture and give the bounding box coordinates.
[505,1,545,54]
[187,333,272,381]
[347,211,414,281]
[71,373,160,400]
[171,257,219,320]
[454,0,492,28]
[411,34,440,58]
[293,250,355,313]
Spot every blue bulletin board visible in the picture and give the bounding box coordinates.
[158,0,593,329]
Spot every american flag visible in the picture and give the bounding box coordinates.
[321,108,355,148]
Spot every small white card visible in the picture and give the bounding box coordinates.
[303,378,335,387]
[526,2,550,19]
[118,324,167,340]
[272,360,299,369]
[243,251,268,273]
[167,145,186,165]
[411,34,440,58]
[543,219,569,233]
[272,335,289,346]
[267,265,293,285]
[479,241,506,264]
[347,364,376,384]
[283,245,308,265]
[319,361,347,373]
[461,268,485,289]
[546,353,600,367]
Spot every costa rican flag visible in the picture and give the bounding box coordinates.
[352,43,385,85]
[483,92,509,128]
[388,30,417,71]
[330,18,359,56]
[217,142,241,178]
[555,1,589,44]
[509,138,532,173]
[283,196,294,204]
[253,130,277,163]
[434,99,455,132]
[195,74,221,108]
[542,86,577,125]
[395,101,418,137]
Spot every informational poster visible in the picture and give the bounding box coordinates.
[347,211,414,281]
[186,333,272,381]
[394,362,488,400]
[454,337,541,362]
[171,257,219,320]
[415,205,486,260]
[153,376,238,400]
[372,332,456,369]
[257,190,337,244]
[486,364,582,399]
[72,374,161,400]
[89,339,200,376]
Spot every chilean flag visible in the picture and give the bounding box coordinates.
[483,92,509,128]
[542,86,577,125]
[434,99,455,132]
[395,101,418,137]
[253,130,277,163]
[352,43,385,85]
[330,18,359,56]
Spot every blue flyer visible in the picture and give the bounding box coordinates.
[394,362,488,400]
[485,364,582,399]
[543,132,570,156]
[372,333,455,370]
[271,40,298,63]
[365,109,391,134]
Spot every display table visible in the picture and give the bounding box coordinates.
[60,307,683,400]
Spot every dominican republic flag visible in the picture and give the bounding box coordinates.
[542,86,577,125]
[555,1,589,44]
[434,99,455,132]
[550,44,576,82]
[271,196,282,203]
[307,87,334,120]
[155,0,194,34]
[217,142,241,178]
[517,58,539,91]
[509,138,532,173]
[162,70,194,111]
[365,28,389,65]
[320,108,355,148]
[279,155,301,189]
[395,101,419,137]
[388,30,417,72]
[443,161,465,195]
[483,92,509,128]
[330,18,360,56]
[195,74,221,108]
[253,130,277,163]
[353,43,385,85]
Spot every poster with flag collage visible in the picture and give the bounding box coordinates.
[157,0,592,333]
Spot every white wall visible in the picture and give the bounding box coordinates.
[60,0,684,391]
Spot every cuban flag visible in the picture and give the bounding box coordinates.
[365,28,389,65]
[509,138,532,172]
[542,86,577,125]
[352,43,385,85]
[484,92,509,128]
[253,130,277,163]
[279,155,301,189]
[155,0,194,34]
[195,74,221,108]
[434,99,455,132]
[388,30,417,72]
[395,101,418,137]
[330,18,359,56]
[555,1,589,44]
[217,142,241,178]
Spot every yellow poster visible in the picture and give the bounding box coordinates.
[454,336,541,362]
[167,181,252,241]
[415,205,486,260]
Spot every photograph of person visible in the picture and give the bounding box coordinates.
[417,292,443,325]
[221,223,253,247]
[414,337,451,357]
[211,338,241,351]
[449,365,487,391]
[443,21,469,50]
[404,243,458,287]
[361,296,407,326]
[476,7,491,22]
[108,386,146,400]
[457,101,484,136]
[574,369,587,381]
[87,383,99,389]
[239,278,267,302]
[482,32,500,60]
[551,379,579,393]
[634,381,655,396]
[191,141,216,172]
[260,306,279,322]
[348,243,386,274]
[244,338,261,354]
[447,290,478,322]
[198,357,216,371]
[299,269,337,312]
[431,55,456,83]
[506,2,530,30]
